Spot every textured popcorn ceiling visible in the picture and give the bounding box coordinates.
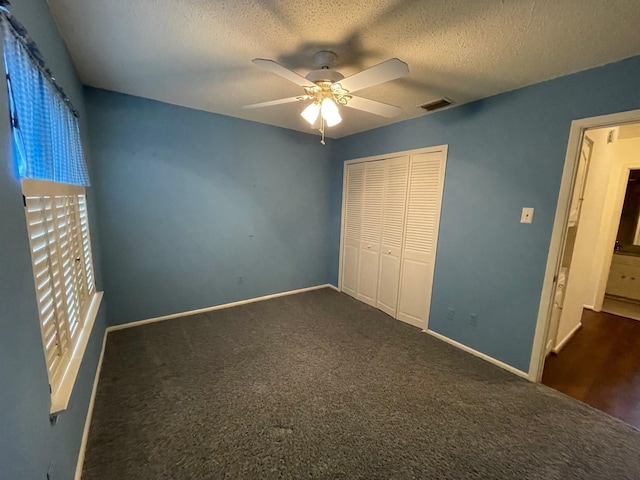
[46,0,640,138]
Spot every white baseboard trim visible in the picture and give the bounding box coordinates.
[552,322,582,354]
[107,284,338,332]
[74,329,108,480]
[424,329,529,380]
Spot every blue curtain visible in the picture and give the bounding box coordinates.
[1,15,90,186]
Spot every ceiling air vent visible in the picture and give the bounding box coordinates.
[419,98,454,112]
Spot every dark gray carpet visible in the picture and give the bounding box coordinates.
[82,288,640,479]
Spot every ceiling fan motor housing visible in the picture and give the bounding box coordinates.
[305,51,345,84]
[305,69,345,84]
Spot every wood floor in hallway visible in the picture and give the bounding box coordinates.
[542,309,640,430]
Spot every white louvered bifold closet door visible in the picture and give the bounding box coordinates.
[397,151,446,328]
[356,160,386,306]
[25,196,72,389]
[376,156,409,317]
[342,163,364,297]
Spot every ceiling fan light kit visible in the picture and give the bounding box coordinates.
[243,51,409,144]
[301,98,342,126]
[301,102,320,125]
[320,98,341,127]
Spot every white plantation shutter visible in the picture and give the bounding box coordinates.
[24,186,97,394]
[78,195,95,295]
[26,196,70,388]
[57,197,80,339]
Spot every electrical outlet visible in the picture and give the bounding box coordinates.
[469,313,478,327]
[446,308,454,321]
[520,207,534,224]
[237,275,244,285]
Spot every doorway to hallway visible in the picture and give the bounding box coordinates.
[531,109,640,430]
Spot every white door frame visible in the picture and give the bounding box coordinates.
[529,108,640,382]
[544,135,594,356]
[338,144,448,330]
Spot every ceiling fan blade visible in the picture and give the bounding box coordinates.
[345,96,403,118]
[252,58,314,88]
[242,95,311,109]
[336,58,409,93]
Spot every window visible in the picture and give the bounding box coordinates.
[2,10,102,413]
[23,181,98,402]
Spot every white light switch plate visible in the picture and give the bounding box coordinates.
[521,207,534,224]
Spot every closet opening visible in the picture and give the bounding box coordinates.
[338,146,447,330]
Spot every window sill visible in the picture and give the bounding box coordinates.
[50,291,103,415]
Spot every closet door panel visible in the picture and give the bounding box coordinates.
[341,163,364,298]
[342,244,359,297]
[356,160,385,306]
[377,156,409,317]
[358,248,381,303]
[377,252,401,317]
[397,252,431,325]
[397,151,445,328]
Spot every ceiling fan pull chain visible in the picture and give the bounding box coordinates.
[320,116,326,145]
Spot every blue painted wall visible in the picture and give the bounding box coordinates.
[0,1,108,479]
[4,0,638,475]
[332,56,640,372]
[85,88,335,325]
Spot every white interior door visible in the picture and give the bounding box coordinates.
[356,160,385,306]
[341,163,364,298]
[376,156,409,317]
[397,151,446,329]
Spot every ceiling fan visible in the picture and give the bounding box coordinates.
[242,51,409,143]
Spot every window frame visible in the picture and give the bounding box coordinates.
[22,178,103,414]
